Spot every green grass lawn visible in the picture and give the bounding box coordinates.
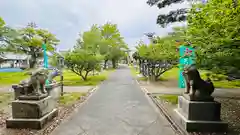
[132,65,240,89]
[56,69,115,86]
[129,65,138,76]
[0,68,115,86]
[161,68,240,88]
[59,92,86,106]
[0,72,28,86]
[129,66,148,81]
[158,94,178,105]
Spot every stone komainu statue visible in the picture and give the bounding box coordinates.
[183,64,215,101]
[19,68,49,96]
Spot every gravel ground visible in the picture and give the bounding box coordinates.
[0,90,93,135]
[154,96,240,135]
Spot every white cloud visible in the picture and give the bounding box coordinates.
[0,0,188,51]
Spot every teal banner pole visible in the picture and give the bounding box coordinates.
[178,45,195,88]
[42,43,48,68]
[42,43,49,86]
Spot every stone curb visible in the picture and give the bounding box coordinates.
[148,94,188,135]
[136,79,188,135]
[51,85,99,133]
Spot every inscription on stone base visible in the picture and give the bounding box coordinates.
[12,96,55,119]
[175,109,228,132]
[6,108,58,129]
[178,96,221,121]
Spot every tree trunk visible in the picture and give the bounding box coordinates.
[29,55,37,68]
[139,60,142,73]
[81,71,89,81]
[112,59,116,69]
[104,59,108,69]
[84,71,89,81]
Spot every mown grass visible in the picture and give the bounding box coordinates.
[158,95,178,105]
[129,65,138,76]
[55,69,115,86]
[0,68,115,86]
[58,92,87,105]
[0,72,28,86]
[161,68,240,88]
[132,65,240,88]
[129,66,148,81]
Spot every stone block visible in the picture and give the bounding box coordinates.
[6,108,58,129]
[175,96,228,132]
[12,85,24,100]
[178,96,221,121]
[175,109,228,132]
[12,96,55,119]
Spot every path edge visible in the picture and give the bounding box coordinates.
[136,79,188,135]
[50,84,100,134]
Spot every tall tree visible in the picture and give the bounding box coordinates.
[65,26,103,81]
[0,17,18,53]
[5,22,59,68]
[147,0,189,27]
[186,0,240,74]
[78,25,102,54]
[65,49,103,81]
[135,36,178,80]
[100,23,128,68]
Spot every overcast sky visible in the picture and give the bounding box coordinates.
[0,0,187,51]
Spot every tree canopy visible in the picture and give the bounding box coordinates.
[147,0,189,27]
[133,35,178,80]
[99,23,128,68]
[186,0,240,73]
[65,23,128,81]
[2,22,60,68]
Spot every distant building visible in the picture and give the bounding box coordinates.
[0,51,56,69]
[0,53,30,69]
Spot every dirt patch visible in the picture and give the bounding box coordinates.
[0,89,95,135]
[154,95,240,135]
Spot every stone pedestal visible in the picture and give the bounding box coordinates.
[175,96,228,132]
[6,96,58,129]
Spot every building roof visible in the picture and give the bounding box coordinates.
[0,53,29,60]
[0,51,58,61]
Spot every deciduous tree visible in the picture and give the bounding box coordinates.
[186,0,240,74]
[5,22,59,68]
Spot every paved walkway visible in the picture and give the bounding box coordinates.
[51,66,176,135]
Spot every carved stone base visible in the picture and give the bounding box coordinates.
[12,96,55,119]
[6,109,58,129]
[175,109,228,132]
[175,96,228,132]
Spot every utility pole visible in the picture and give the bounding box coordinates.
[57,55,64,96]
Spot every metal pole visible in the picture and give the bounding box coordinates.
[58,57,64,96]
[61,72,63,96]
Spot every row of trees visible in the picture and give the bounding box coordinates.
[0,17,59,68]
[65,23,129,81]
[133,0,240,81]
[133,32,179,81]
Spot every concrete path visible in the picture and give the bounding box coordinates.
[51,66,176,135]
